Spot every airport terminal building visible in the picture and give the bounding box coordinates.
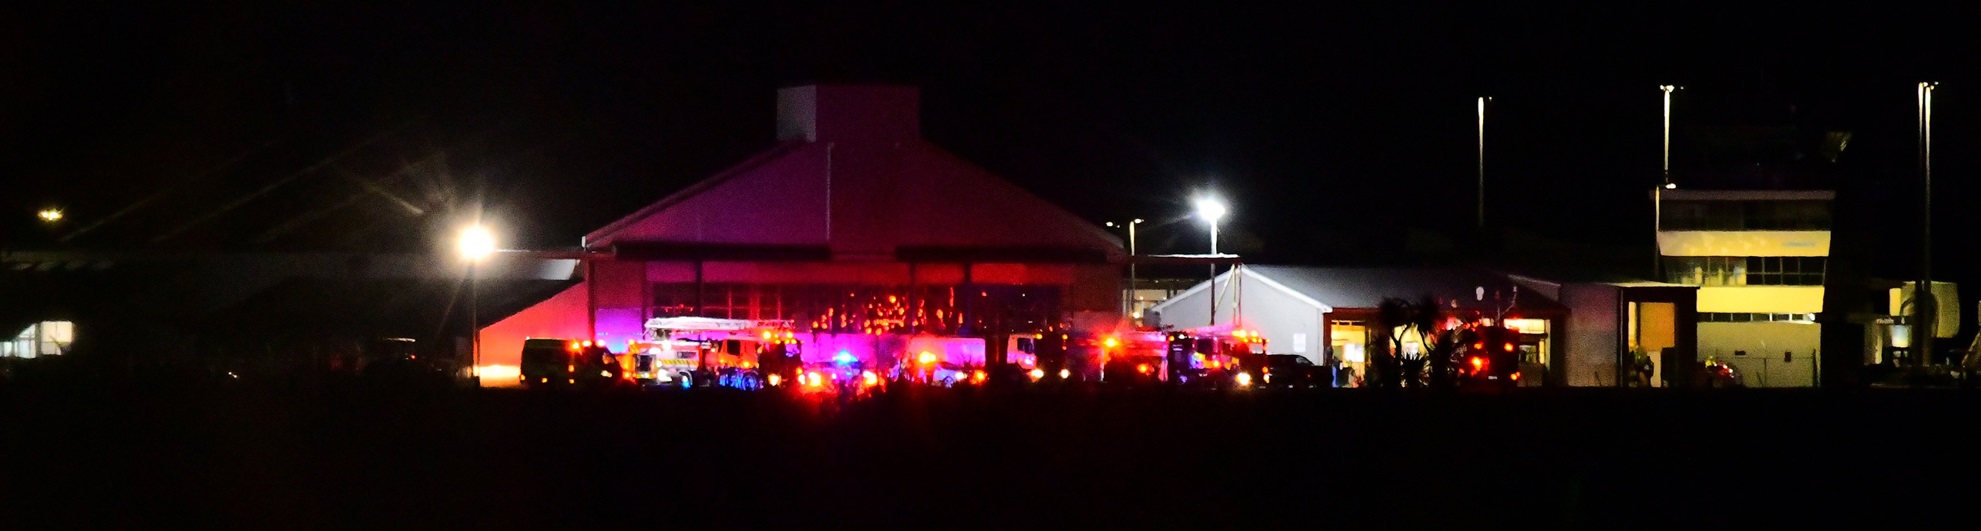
[478,85,1126,385]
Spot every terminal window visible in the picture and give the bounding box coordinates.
[1664,256,1825,286]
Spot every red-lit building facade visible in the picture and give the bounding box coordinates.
[478,85,1126,385]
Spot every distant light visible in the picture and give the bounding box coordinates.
[37,208,62,223]
[1132,218,1144,224]
[458,224,496,261]
[1105,221,1116,227]
[1195,197,1227,223]
[1663,182,1678,190]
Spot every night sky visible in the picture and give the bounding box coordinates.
[6,3,1979,281]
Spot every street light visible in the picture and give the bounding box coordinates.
[1915,81,1937,367]
[37,208,63,223]
[1196,196,1227,326]
[1477,96,1490,230]
[459,224,496,385]
[1105,219,1146,319]
[1654,85,1681,280]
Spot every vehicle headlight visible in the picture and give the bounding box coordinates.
[1235,372,1253,387]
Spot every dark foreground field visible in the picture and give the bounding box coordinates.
[2,382,1974,528]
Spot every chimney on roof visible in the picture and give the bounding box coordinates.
[776,85,920,143]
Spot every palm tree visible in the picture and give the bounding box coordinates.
[1409,294,1454,389]
[1374,297,1414,388]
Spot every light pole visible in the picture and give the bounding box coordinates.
[1196,197,1227,326]
[1655,85,1680,280]
[1915,81,1937,366]
[1477,96,1489,231]
[1106,219,1145,319]
[458,224,496,385]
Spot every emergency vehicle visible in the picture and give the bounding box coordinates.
[519,338,623,390]
[794,352,883,397]
[627,317,798,389]
[1139,327,1265,388]
[1453,325,1524,389]
[1096,330,1170,385]
[1019,329,1112,383]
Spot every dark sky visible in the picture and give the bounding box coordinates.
[5,2,1979,278]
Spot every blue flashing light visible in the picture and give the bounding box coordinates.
[834,351,855,364]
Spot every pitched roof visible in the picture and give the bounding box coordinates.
[580,86,1124,257]
[1153,265,1568,315]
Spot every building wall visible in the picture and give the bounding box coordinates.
[1699,322,1820,387]
[1698,286,1824,314]
[1146,270,1236,333]
[1147,269,1329,364]
[1560,284,1623,387]
[1656,231,1829,257]
[1235,278,1327,365]
[1658,194,1830,387]
[477,283,593,387]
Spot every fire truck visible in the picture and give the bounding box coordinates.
[1452,325,1524,389]
[626,317,799,389]
[1094,330,1169,385]
[1092,327,1262,387]
[1139,327,1265,388]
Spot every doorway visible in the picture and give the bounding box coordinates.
[1630,302,1678,387]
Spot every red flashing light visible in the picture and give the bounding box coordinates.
[1469,357,1484,372]
[1472,342,1484,350]
[1511,372,1521,381]
[568,341,580,351]
[1137,364,1150,374]
[1503,342,1516,352]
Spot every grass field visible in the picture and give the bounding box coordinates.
[2,382,1972,528]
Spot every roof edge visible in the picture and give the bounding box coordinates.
[584,140,812,248]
